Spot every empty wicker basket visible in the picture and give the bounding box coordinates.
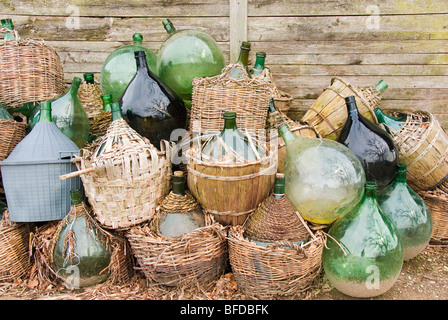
[419,188,448,243]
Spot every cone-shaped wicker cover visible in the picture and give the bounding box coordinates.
[1,122,79,164]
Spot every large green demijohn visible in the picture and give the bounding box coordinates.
[53,189,112,288]
[278,122,365,225]
[377,163,432,261]
[156,19,226,109]
[100,33,157,102]
[322,182,403,298]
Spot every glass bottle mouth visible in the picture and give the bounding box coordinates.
[132,33,143,42]
[256,52,266,58]
[365,181,377,191]
[223,111,237,120]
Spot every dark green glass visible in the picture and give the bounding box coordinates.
[1,18,15,40]
[377,163,432,260]
[100,33,157,102]
[0,101,13,120]
[29,77,90,148]
[52,189,112,288]
[83,72,95,85]
[250,52,266,77]
[273,173,285,199]
[374,107,407,134]
[157,19,226,109]
[230,41,251,78]
[322,182,403,298]
[278,123,365,225]
[201,111,263,162]
[158,171,205,238]
[119,50,187,150]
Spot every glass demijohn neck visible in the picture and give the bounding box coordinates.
[250,52,266,76]
[162,19,177,35]
[172,171,186,196]
[70,189,83,206]
[101,94,113,111]
[1,18,14,40]
[273,173,285,199]
[39,101,52,122]
[83,73,95,84]
[110,102,123,121]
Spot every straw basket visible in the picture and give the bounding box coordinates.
[29,208,134,287]
[228,224,324,300]
[258,67,294,114]
[186,143,277,226]
[0,209,32,282]
[0,113,27,162]
[382,110,448,191]
[301,77,381,140]
[78,81,111,138]
[62,118,172,230]
[419,189,448,242]
[0,27,65,109]
[125,216,228,287]
[190,64,272,135]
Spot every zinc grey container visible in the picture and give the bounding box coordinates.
[0,111,81,222]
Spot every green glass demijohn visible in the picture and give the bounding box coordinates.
[201,111,263,162]
[100,33,157,102]
[230,41,252,79]
[374,107,407,134]
[52,189,112,288]
[158,171,205,238]
[377,163,433,260]
[156,19,226,109]
[250,52,266,77]
[322,182,403,298]
[29,77,90,148]
[278,122,365,225]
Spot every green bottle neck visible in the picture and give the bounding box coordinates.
[69,77,82,95]
[132,33,143,45]
[83,73,95,84]
[268,98,276,113]
[364,182,377,199]
[223,112,237,130]
[273,174,285,199]
[101,94,113,111]
[39,101,53,122]
[1,18,14,40]
[70,189,83,206]
[375,80,388,93]
[396,163,407,183]
[345,96,359,117]
[236,46,250,67]
[172,172,186,196]
[110,102,123,121]
[278,124,298,146]
[162,19,177,35]
[252,52,266,71]
[135,51,149,72]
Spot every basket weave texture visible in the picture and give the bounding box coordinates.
[257,67,293,114]
[228,223,324,299]
[125,214,228,287]
[73,118,172,230]
[0,27,65,109]
[0,114,27,162]
[190,64,272,134]
[419,188,448,242]
[384,110,448,191]
[0,209,32,282]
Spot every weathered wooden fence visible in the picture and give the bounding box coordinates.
[2,0,448,125]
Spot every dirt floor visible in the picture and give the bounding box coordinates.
[0,242,446,301]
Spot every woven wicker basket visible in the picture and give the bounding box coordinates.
[186,141,277,226]
[0,113,27,162]
[258,67,293,114]
[125,216,228,287]
[190,64,272,135]
[63,118,172,230]
[301,77,381,140]
[0,209,32,282]
[383,110,448,191]
[0,27,65,109]
[419,188,448,242]
[29,207,134,287]
[228,223,324,300]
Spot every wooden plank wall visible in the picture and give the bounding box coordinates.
[2,0,448,126]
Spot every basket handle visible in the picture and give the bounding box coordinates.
[59,167,95,180]
[0,26,20,42]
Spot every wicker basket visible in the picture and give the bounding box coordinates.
[301,77,381,140]
[0,209,32,282]
[0,27,65,109]
[125,216,228,287]
[258,67,294,114]
[186,140,277,226]
[0,113,27,162]
[419,188,448,242]
[228,222,324,300]
[383,110,448,191]
[63,118,172,230]
[78,80,111,138]
[29,208,134,287]
[190,64,272,135]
